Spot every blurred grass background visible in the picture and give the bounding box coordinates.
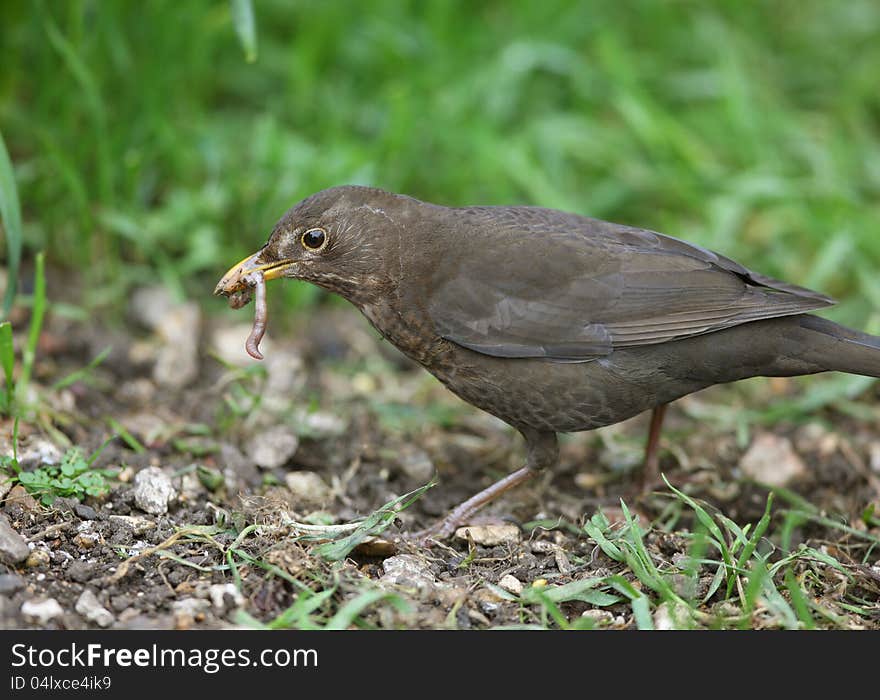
[1,0,879,323]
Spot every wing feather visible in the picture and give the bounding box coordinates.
[426,207,834,362]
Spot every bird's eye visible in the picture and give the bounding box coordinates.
[301,228,327,251]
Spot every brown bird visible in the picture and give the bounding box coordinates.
[215,186,880,539]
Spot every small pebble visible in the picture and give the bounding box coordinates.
[21,598,65,625]
[75,589,114,628]
[498,574,524,595]
[74,503,98,520]
[284,471,331,504]
[133,466,176,515]
[393,445,435,482]
[246,426,299,470]
[5,485,39,511]
[208,583,245,613]
[25,548,51,568]
[740,433,806,487]
[581,609,614,625]
[0,516,30,565]
[454,523,520,546]
[381,554,439,591]
[0,573,25,595]
[67,560,96,583]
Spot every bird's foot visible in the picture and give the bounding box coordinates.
[405,466,537,547]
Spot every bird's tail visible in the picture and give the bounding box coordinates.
[793,315,880,378]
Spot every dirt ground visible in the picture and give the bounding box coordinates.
[1,279,879,630]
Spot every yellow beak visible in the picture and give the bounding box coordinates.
[213,252,296,297]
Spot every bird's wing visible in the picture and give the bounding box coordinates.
[426,207,834,362]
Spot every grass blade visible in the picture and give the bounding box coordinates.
[726,492,774,598]
[784,568,816,630]
[267,587,337,630]
[0,130,22,318]
[313,479,434,561]
[230,0,258,62]
[324,590,408,630]
[51,345,112,391]
[607,575,654,630]
[0,321,13,411]
[107,417,146,454]
[17,252,46,396]
[663,475,734,583]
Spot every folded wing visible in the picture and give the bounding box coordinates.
[427,207,834,362]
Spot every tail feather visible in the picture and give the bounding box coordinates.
[797,315,880,378]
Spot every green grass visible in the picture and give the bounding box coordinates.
[508,484,878,630]
[1,1,879,325]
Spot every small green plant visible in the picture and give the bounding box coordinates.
[2,445,117,507]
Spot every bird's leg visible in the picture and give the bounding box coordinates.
[413,429,558,543]
[640,403,668,491]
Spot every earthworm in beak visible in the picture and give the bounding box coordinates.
[243,270,267,360]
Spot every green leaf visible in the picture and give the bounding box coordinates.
[521,577,608,604]
[577,590,622,607]
[583,513,623,561]
[197,465,225,491]
[630,595,654,630]
[0,131,23,319]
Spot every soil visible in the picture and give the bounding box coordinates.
[1,280,879,630]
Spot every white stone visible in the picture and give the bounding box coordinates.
[284,471,331,504]
[740,433,806,487]
[498,574,524,595]
[75,590,114,628]
[454,523,520,546]
[133,467,176,515]
[380,554,439,591]
[21,598,64,625]
[208,583,245,612]
[246,426,299,469]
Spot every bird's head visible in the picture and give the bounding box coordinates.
[214,185,408,306]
